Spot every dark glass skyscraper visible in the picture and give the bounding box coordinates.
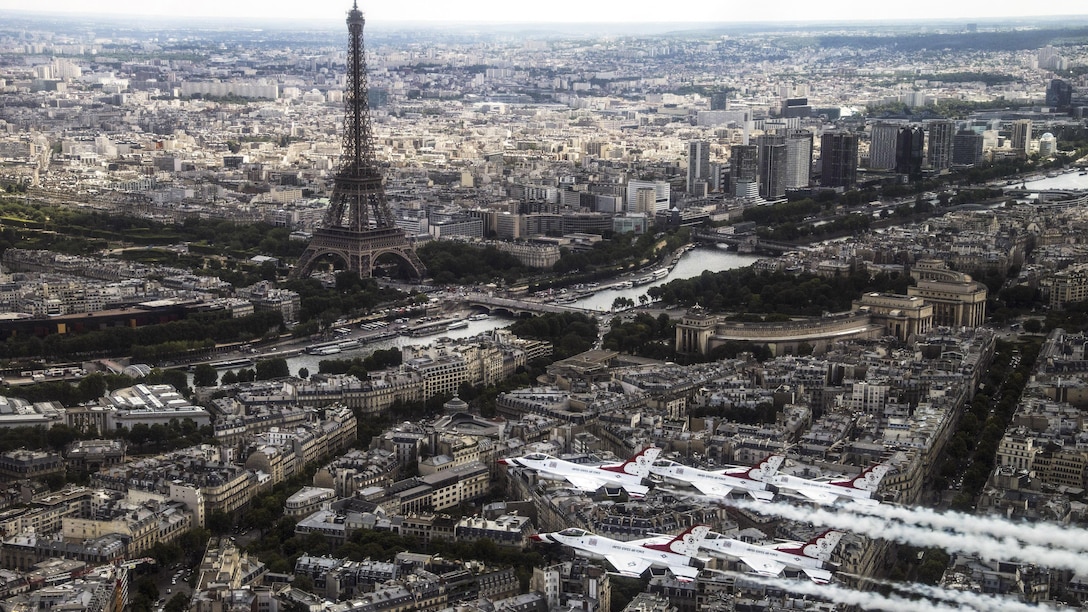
[730,144,759,197]
[952,130,984,166]
[757,134,787,198]
[895,126,924,181]
[687,140,711,194]
[1046,79,1073,110]
[819,132,858,188]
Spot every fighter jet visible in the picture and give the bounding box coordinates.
[649,454,783,502]
[532,525,710,581]
[499,447,661,498]
[767,460,891,506]
[699,529,845,584]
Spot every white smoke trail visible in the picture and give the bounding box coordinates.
[719,571,968,612]
[849,502,1088,553]
[844,573,1065,612]
[728,499,1088,576]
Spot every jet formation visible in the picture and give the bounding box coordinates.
[504,447,890,583]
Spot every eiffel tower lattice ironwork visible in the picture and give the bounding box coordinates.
[292,1,425,280]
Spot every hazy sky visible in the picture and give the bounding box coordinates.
[4,0,1088,25]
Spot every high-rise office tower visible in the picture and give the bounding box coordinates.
[895,126,925,181]
[785,130,813,189]
[709,162,727,193]
[1011,119,1032,156]
[634,187,657,214]
[710,91,729,111]
[626,180,670,213]
[869,122,900,170]
[294,1,425,280]
[926,120,955,171]
[952,130,984,166]
[730,144,759,197]
[757,134,787,199]
[687,140,711,194]
[819,132,858,188]
[781,98,812,119]
[1046,79,1074,109]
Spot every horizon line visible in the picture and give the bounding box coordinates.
[5,8,1088,29]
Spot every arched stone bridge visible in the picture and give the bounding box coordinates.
[461,293,600,318]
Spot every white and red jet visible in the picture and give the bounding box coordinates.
[767,459,891,506]
[649,454,783,502]
[532,525,710,581]
[499,447,661,498]
[699,529,845,584]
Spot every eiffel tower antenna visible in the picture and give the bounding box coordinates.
[292,1,425,280]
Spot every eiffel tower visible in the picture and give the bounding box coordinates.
[293,1,425,280]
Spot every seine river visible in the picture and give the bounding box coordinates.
[569,247,759,312]
[276,246,758,375]
[1021,169,1088,191]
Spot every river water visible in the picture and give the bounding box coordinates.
[1021,169,1088,191]
[570,247,759,312]
[273,246,758,376]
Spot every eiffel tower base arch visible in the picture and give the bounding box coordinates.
[292,226,426,280]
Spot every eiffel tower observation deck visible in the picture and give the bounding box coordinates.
[293,2,426,280]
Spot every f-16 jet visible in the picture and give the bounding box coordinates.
[767,459,891,506]
[499,447,661,498]
[649,454,783,502]
[699,529,845,584]
[532,525,710,581]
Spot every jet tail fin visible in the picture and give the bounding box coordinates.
[832,463,891,492]
[644,524,709,557]
[744,454,785,482]
[601,446,661,477]
[774,529,845,562]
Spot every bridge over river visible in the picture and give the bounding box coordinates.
[461,293,599,317]
[690,229,798,254]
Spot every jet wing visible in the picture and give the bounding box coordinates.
[802,567,834,584]
[746,489,775,502]
[737,555,787,577]
[783,488,839,504]
[563,474,606,493]
[668,564,700,581]
[605,553,653,578]
[690,480,734,497]
[562,474,648,498]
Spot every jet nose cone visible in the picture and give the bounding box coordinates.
[498,458,511,466]
[530,534,546,543]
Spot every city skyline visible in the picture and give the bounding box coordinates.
[4,0,1088,25]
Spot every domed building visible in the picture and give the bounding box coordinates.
[1038,132,1057,157]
